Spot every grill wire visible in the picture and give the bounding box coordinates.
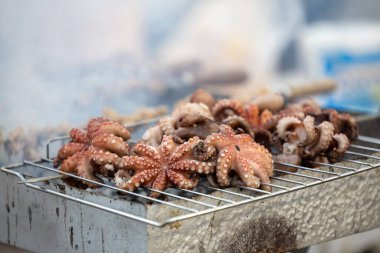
[2,120,380,227]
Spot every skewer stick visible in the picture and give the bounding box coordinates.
[18,175,64,184]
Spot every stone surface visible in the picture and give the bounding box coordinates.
[146,166,380,253]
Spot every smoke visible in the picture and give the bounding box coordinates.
[0,0,145,133]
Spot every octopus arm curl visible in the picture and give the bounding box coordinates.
[236,156,262,189]
[87,146,122,167]
[91,121,131,140]
[91,133,129,157]
[70,128,87,143]
[115,168,161,191]
[305,121,334,157]
[60,152,101,187]
[212,99,246,121]
[167,170,199,189]
[54,142,87,167]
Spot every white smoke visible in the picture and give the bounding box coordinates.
[0,0,145,133]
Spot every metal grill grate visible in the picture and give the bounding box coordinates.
[2,132,380,227]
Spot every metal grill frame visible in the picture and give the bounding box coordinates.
[2,133,380,227]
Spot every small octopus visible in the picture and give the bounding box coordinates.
[273,115,350,168]
[115,135,215,198]
[203,125,273,191]
[141,102,214,146]
[310,109,358,141]
[54,118,130,186]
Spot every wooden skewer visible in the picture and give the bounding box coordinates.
[18,175,64,184]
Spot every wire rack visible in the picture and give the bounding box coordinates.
[2,131,380,227]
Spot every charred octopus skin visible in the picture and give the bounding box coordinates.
[203,125,273,191]
[115,135,215,198]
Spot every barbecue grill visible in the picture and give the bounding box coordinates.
[1,119,379,253]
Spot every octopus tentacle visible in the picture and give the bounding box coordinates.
[174,115,220,140]
[133,143,161,161]
[275,116,308,145]
[311,109,358,140]
[333,133,350,153]
[212,99,246,121]
[167,170,199,189]
[327,133,350,162]
[189,89,216,110]
[305,121,334,157]
[141,125,163,147]
[116,168,161,191]
[160,135,177,157]
[158,117,175,136]
[60,152,101,187]
[143,101,214,145]
[215,146,236,186]
[259,109,273,127]
[70,128,87,143]
[91,133,129,157]
[206,133,231,149]
[235,156,260,188]
[245,103,259,127]
[90,121,130,140]
[86,117,107,139]
[170,159,215,174]
[246,142,273,177]
[222,116,254,136]
[276,117,302,140]
[281,99,322,115]
[54,142,86,167]
[150,171,169,198]
[303,115,317,145]
[169,136,201,162]
[262,112,305,131]
[117,156,160,171]
[87,146,121,167]
[322,109,340,131]
[172,102,214,120]
[248,161,271,191]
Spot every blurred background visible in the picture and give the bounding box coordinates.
[0,0,380,252]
